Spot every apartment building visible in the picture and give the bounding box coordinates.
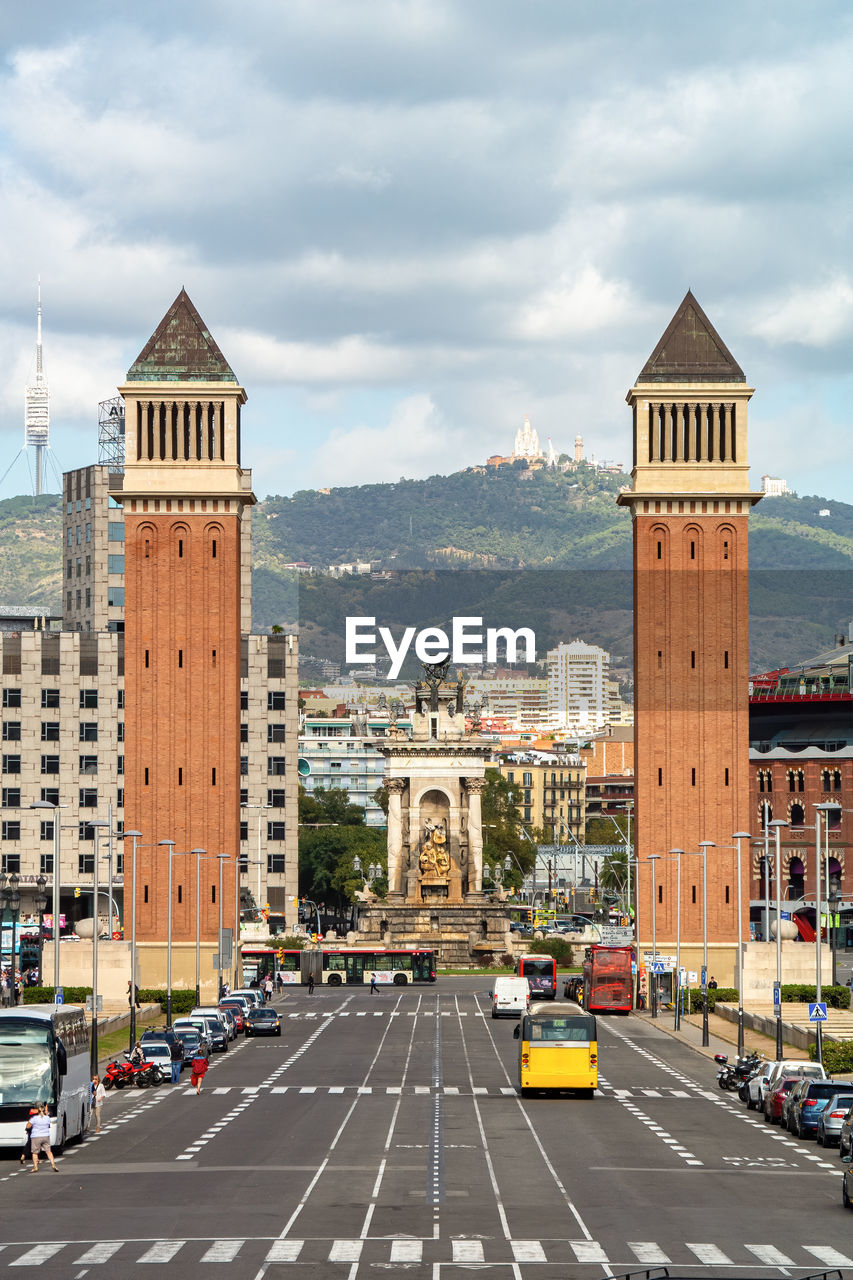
[546,640,611,733]
[498,751,586,846]
[299,715,401,826]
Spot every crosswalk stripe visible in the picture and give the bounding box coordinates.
[200,1240,243,1262]
[329,1240,363,1261]
[570,1241,608,1263]
[452,1240,485,1261]
[512,1241,547,1262]
[686,1243,733,1265]
[745,1245,795,1265]
[271,1087,288,1094]
[265,1241,304,1262]
[10,1245,66,1267]
[329,1086,345,1093]
[628,1242,671,1264]
[138,1241,185,1263]
[805,1246,853,1266]
[390,1240,423,1262]
[73,1243,123,1264]
[299,1087,316,1094]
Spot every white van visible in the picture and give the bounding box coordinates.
[491,976,530,1019]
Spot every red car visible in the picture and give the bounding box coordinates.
[218,1001,245,1033]
[764,1076,800,1125]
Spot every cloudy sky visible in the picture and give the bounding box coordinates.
[0,1,851,501]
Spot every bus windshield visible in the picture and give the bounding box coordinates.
[530,1017,595,1042]
[0,1020,54,1106]
[522,958,554,977]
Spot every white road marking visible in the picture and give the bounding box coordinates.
[512,1241,547,1261]
[265,1241,304,1261]
[805,1246,853,1266]
[628,1242,671,1264]
[200,1240,244,1262]
[10,1245,66,1266]
[329,1240,363,1261]
[390,1240,423,1262]
[570,1241,608,1262]
[137,1241,185,1263]
[686,1243,734,1265]
[744,1244,795,1265]
[452,1240,484,1261]
[73,1244,123,1265]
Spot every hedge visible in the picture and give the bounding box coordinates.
[810,1040,853,1073]
[686,987,738,1013]
[23,986,197,1014]
[777,984,850,1009]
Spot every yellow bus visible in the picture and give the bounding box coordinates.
[513,1001,598,1097]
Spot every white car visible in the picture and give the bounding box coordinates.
[747,1059,826,1109]
[139,1041,175,1082]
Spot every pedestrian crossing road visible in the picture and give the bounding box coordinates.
[2,1236,852,1269]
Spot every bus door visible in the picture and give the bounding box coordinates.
[347,953,366,984]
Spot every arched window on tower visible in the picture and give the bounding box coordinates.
[789,802,805,829]
[787,856,805,901]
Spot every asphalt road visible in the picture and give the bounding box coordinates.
[1,977,851,1278]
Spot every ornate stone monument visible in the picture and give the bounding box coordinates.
[356,662,512,964]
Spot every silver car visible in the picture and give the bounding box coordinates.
[816,1093,853,1147]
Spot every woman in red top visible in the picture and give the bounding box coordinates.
[190,1055,209,1095]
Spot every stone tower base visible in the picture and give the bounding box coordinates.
[356,902,512,968]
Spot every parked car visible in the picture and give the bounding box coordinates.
[179,1014,227,1053]
[787,1078,843,1138]
[173,1019,210,1053]
[838,1105,853,1159]
[763,1076,801,1125]
[817,1092,853,1147]
[841,1147,853,1209]
[139,1040,177,1081]
[233,988,265,1010]
[217,1008,238,1040]
[246,1008,281,1037]
[173,1027,206,1065]
[218,1001,245,1033]
[747,1059,826,1109]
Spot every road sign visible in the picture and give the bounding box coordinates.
[651,962,666,975]
[599,925,634,944]
[631,961,637,975]
[688,970,698,983]
[809,1002,828,1022]
[55,988,63,1005]
[773,982,781,1010]
[701,965,707,990]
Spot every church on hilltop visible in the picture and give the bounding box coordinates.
[485,414,563,470]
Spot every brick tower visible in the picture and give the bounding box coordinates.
[619,292,761,985]
[119,290,254,989]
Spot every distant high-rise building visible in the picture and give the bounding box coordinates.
[761,474,789,497]
[24,282,51,496]
[546,640,611,733]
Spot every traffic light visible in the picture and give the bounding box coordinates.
[74,886,81,898]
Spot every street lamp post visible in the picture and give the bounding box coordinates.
[121,831,143,1052]
[35,875,47,985]
[192,848,206,1007]
[732,832,751,1059]
[30,800,65,997]
[671,849,684,1031]
[216,854,228,999]
[89,819,109,1073]
[769,818,789,1059]
[157,840,177,1028]
[698,841,715,1048]
[243,805,269,917]
[812,805,833,1067]
[648,854,660,1019]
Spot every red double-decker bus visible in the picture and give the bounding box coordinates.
[582,945,633,1013]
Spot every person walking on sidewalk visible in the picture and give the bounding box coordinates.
[307,972,315,995]
[169,1036,183,1084]
[29,1104,58,1172]
[89,1075,106,1133]
[370,972,378,995]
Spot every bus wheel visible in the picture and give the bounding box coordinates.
[580,1088,595,1099]
[328,974,342,986]
[393,973,408,986]
[54,1119,66,1155]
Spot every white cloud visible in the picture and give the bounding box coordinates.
[317,394,456,486]
[750,279,853,348]
[514,266,636,340]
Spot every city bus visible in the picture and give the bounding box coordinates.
[515,953,557,999]
[582,944,633,1014]
[302,948,437,986]
[241,945,305,985]
[514,1001,598,1097]
[0,1005,90,1151]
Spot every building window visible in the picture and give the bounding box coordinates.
[66,591,72,610]
[117,788,124,808]
[240,690,249,711]
[76,558,82,578]
[790,803,805,828]
[2,690,21,709]
[77,853,94,874]
[1,788,21,807]
[240,756,249,776]
[79,755,98,774]
[40,853,54,874]
[267,757,286,776]
[40,722,60,743]
[117,690,124,709]
[85,523,91,542]
[41,755,60,775]
[79,723,98,742]
[267,724,286,743]
[108,522,124,542]
[240,788,248,805]
[108,587,125,607]
[75,591,82,608]
[240,724,249,743]
[267,789,286,808]
[80,690,98,709]
[85,588,91,608]
[41,689,59,708]
[267,853,285,873]
[79,788,98,808]
[41,788,59,804]
[267,822,286,841]
[2,722,21,741]
[522,772,532,787]
[268,691,286,711]
[85,556,91,576]
[40,821,54,841]
[2,755,21,775]
[1,853,21,873]
[240,821,248,842]
[108,554,125,574]
[1,821,20,840]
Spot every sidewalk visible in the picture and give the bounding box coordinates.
[631,1006,787,1062]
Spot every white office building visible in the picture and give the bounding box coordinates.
[546,640,611,734]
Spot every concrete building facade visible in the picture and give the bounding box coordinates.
[546,640,611,733]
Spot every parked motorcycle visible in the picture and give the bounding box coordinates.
[103,1057,135,1090]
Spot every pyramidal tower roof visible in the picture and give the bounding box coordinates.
[637,290,745,384]
[127,288,237,383]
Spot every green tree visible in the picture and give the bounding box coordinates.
[298,786,386,910]
[481,769,537,891]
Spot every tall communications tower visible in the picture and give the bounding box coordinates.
[25,281,50,495]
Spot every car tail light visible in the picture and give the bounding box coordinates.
[521,1052,529,1067]
[590,1054,597,1066]
[830,1111,846,1118]
[804,1100,818,1108]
